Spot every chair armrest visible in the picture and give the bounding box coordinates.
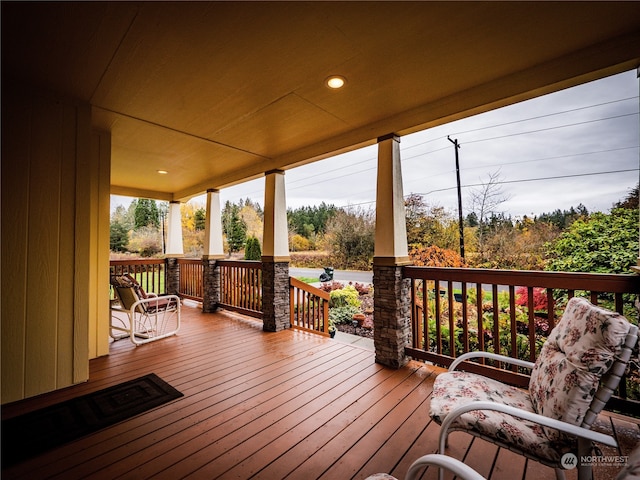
[406,454,485,480]
[438,400,618,456]
[449,352,535,372]
[131,295,181,313]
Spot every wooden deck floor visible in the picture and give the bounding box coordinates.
[3,303,639,480]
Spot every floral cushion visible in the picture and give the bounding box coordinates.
[430,371,573,463]
[529,297,631,434]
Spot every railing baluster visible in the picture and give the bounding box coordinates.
[434,280,442,354]
[402,266,638,413]
[461,282,468,354]
[509,285,517,372]
[476,283,484,364]
[492,284,500,368]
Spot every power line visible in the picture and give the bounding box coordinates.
[333,168,640,209]
[416,168,640,197]
[400,95,639,153]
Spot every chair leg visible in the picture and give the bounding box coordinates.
[577,438,593,480]
[554,468,566,480]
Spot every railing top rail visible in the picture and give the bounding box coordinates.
[217,260,262,269]
[177,258,202,264]
[290,277,330,300]
[402,266,640,293]
[110,259,166,266]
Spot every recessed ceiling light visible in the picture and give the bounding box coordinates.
[326,75,346,89]
[157,170,168,175]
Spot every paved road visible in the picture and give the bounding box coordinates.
[289,267,507,293]
[289,267,373,284]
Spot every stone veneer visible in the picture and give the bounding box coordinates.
[261,261,290,332]
[373,264,412,368]
[165,257,180,296]
[202,258,220,313]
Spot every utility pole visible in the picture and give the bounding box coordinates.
[448,136,465,259]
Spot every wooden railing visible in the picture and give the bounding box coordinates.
[403,266,640,413]
[109,259,167,296]
[290,277,331,337]
[218,260,263,319]
[177,258,203,301]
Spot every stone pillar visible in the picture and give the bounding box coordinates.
[166,201,184,256]
[373,133,412,368]
[261,260,290,331]
[373,264,412,368]
[202,258,221,313]
[166,257,180,296]
[262,170,290,332]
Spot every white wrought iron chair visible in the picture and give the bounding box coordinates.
[430,296,638,480]
[110,274,181,346]
[365,454,485,480]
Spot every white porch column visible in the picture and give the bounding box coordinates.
[203,188,225,259]
[165,200,184,256]
[374,133,410,265]
[373,133,412,369]
[263,170,290,261]
[262,170,290,332]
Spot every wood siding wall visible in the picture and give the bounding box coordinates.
[1,83,110,404]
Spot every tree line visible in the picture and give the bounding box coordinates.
[110,183,639,275]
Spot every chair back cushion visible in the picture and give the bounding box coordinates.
[529,297,631,431]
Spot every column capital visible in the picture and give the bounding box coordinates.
[377,133,400,143]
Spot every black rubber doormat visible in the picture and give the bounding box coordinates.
[1,373,183,467]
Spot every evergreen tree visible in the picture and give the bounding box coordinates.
[224,203,247,253]
[134,199,160,229]
[244,236,262,260]
[194,207,206,231]
[110,221,129,252]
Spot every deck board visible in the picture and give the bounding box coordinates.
[2,303,638,480]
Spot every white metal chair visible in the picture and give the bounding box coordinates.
[365,453,486,480]
[110,274,181,346]
[430,296,638,480]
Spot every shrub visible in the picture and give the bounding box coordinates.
[329,305,360,325]
[329,285,361,308]
[244,236,262,260]
[515,286,548,311]
[320,281,344,292]
[290,234,311,252]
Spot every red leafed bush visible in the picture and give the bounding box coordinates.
[409,245,465,267]
[515,286,548,311]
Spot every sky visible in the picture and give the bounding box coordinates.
[112,69,639,219]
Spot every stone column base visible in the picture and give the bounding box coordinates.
[261,260,290,332]
[373,264,412,368]
[165,257,180,296]
[202,258,220,313]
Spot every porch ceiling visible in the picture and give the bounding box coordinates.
[3,2,640,201]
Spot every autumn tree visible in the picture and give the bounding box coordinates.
[404,194,463,251]
[323,207,375,270]
[181,202,206,256]
[467,171,510,262]
[409,245,465,267]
